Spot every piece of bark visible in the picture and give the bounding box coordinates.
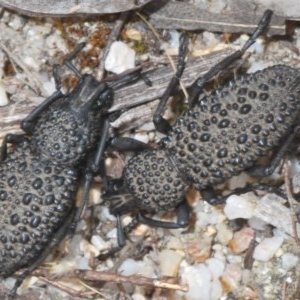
[0,0,152,17]
[149,1,286,35]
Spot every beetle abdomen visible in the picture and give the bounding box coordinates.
[169,65,300,188]
[0,138,78,277]
[124,149,187,212]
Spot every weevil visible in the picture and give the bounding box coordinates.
[0,42,142,295]
[99,10,300,257]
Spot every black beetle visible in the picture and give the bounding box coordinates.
[0,42,142,295]
[99,10,300,257]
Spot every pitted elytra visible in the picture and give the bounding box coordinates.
[100,10,300,257]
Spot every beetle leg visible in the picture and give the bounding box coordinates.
[21,90,63,133]
[247,128,297,178]
[98,203,190,260]
[0,134,26,161]
[227,183,287,199]
[200,187,227,205]
[108,67,151,90]
[21,42,88,133]
[69,119,111,236]
[188,10,273,106]
[109,136,152,152]
[153,34,189,135]
[21,64,63,133]
[63,42,86,78]
[137,201,190,228]
[97,214,129,260]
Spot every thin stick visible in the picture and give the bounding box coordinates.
[77,270,189,292]
[136,11,189,101]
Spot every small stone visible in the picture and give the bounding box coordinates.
[105,41,135,74]
[125,28,142,41]
[23,56,40,71]
[179,263,212,300]
[0,82,9,106]
[281,253,299,270]
[75,257,90,270]
[215,223,233,245]
[165,236,183,251]
[248,216,267,230]
[228,172,250,190]
[224,194,256,220]
[205,258,225,280]
[140,122,155,132]
[158,249,183,277]
[91,235,109,252]
[220,263,242,292]
[253,236,284,261]
[133,132,149,144]
[80,239,100,258]
[228,227,255,254]
[118,258,144,276]
[184,235,213,263]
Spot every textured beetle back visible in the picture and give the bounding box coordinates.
[32,101,101,166]
[168,65,300,188]
[0,138,78,277]
[123,149,187,212]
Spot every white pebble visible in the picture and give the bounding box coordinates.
[210,279,223,300]
[42,80,56,96]
[205,258,225,280]
[118,258,144,276]
[105,41,135,74]
[253,236,284,261]
[23,56,40,71]
[168,30,181,50]
[179,264,212,300]
[158,249,183,277]
[96,206,116,222]
[228,172,250,190]
[132,294,146,300]
[281,253,299,270]
[8,16,23,31]
[248,216,267,230]
[75,257,90,270]
[140,122,155,132]
[0,82,9,106]
[165,236,183,251]
[91,235,110,251]
[247,61,268,74]
[215,222,233,245]
[220,263,242,291]
[80,239,100,258]
[133,132,149,144]
[273,228,290,240]
[106,228,118,239]
[224,194,255,220]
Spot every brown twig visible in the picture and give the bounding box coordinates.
[76,270,188,292]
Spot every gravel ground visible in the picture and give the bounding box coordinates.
[1,2,300,300]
